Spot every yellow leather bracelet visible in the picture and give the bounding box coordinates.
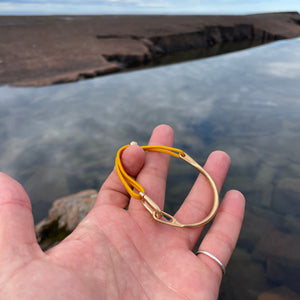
[115,142,219,228]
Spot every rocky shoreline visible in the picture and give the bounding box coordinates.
[1,12,300,86]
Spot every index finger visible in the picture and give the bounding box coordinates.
[128,124,174,213]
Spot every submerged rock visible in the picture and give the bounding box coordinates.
[272,177,300,216]
[253,230,300,293]
[220,248,269,299]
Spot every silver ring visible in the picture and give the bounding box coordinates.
[196,250,226,275]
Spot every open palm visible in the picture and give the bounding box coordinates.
[0,125,245,299]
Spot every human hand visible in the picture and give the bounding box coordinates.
[0,124,245,299]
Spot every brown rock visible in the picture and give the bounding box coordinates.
[258,286,300,300]
[35,189,97,250]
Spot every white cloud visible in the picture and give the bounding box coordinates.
[0,0,299,15]
[265,62,300,79]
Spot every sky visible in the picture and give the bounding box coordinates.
[0,0,299,15]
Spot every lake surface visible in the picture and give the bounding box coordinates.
[1,38,300,299]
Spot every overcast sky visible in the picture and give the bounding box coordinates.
[0,0,299,15]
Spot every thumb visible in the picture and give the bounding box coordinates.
[0,173,39,259]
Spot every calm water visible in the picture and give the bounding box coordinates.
[1,38,300,299]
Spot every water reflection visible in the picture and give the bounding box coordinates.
[1,38,300,299]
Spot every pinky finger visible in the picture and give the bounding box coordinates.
[197,190,245,276]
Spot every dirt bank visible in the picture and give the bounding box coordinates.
[1,12,300,86]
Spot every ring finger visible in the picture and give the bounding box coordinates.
[196,190,245,276]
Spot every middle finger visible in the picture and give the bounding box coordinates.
[174,151,231,248]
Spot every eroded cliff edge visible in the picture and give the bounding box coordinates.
[1,12,300,86]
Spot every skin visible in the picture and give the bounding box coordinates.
[0,124,245,300]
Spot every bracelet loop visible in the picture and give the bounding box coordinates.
[115,143,219,228]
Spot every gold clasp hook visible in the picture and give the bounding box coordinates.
[139,192,163,218]
[139,192,185,227]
